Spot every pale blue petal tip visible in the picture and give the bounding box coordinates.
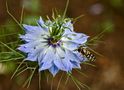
[49,65,59,76]
[38,17,44,26]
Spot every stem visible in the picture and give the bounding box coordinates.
[63,0,69,19]
[6,1,23,30]
[20,5,24,24]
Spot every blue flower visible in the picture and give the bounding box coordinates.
[18,16,89,76]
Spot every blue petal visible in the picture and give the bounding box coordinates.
[19,34,39,42]
[38,17,44,26]
[25,53,38,61]
[66,50,81,62]
[18,45,34,53]
[63,31,89,44]
[18,41,42,53]
[62,41,80,50]
[38,17,49,31]
[70,61,81,68]
[57,50,81,72]
[71,35,89,44]
[61,57,73,72]
[56,47,65,59]
[53,58,66,71]
[25,47,44,61]
[63,21,73,31]
[39,47,55,71]
[23,25,49,37]
[63,28,73,36]
[53,52,67,71]
[49,64,59,76]
[37,49,46,62]
[39,62,53,71]
[18,45,28,53]
[23,24,41,32]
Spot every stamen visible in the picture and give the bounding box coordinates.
[47,38,61,47]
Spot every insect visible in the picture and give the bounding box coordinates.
[77,46,96,61]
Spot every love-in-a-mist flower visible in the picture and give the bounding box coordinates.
[18,16,89,76]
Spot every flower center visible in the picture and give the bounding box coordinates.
[48,38,61,47]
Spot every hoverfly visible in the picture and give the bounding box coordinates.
[77,46,96,62]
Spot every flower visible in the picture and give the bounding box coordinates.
[18,16,89,76]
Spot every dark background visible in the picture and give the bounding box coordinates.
[0,0,124,90]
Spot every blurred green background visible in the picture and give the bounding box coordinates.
[0,0,124,90]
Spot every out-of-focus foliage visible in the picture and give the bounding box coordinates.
[22,0,40,13]
[110,0,123,8]
[92,20,114,33]
[101,20,114,33]
[23,15,40,25]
